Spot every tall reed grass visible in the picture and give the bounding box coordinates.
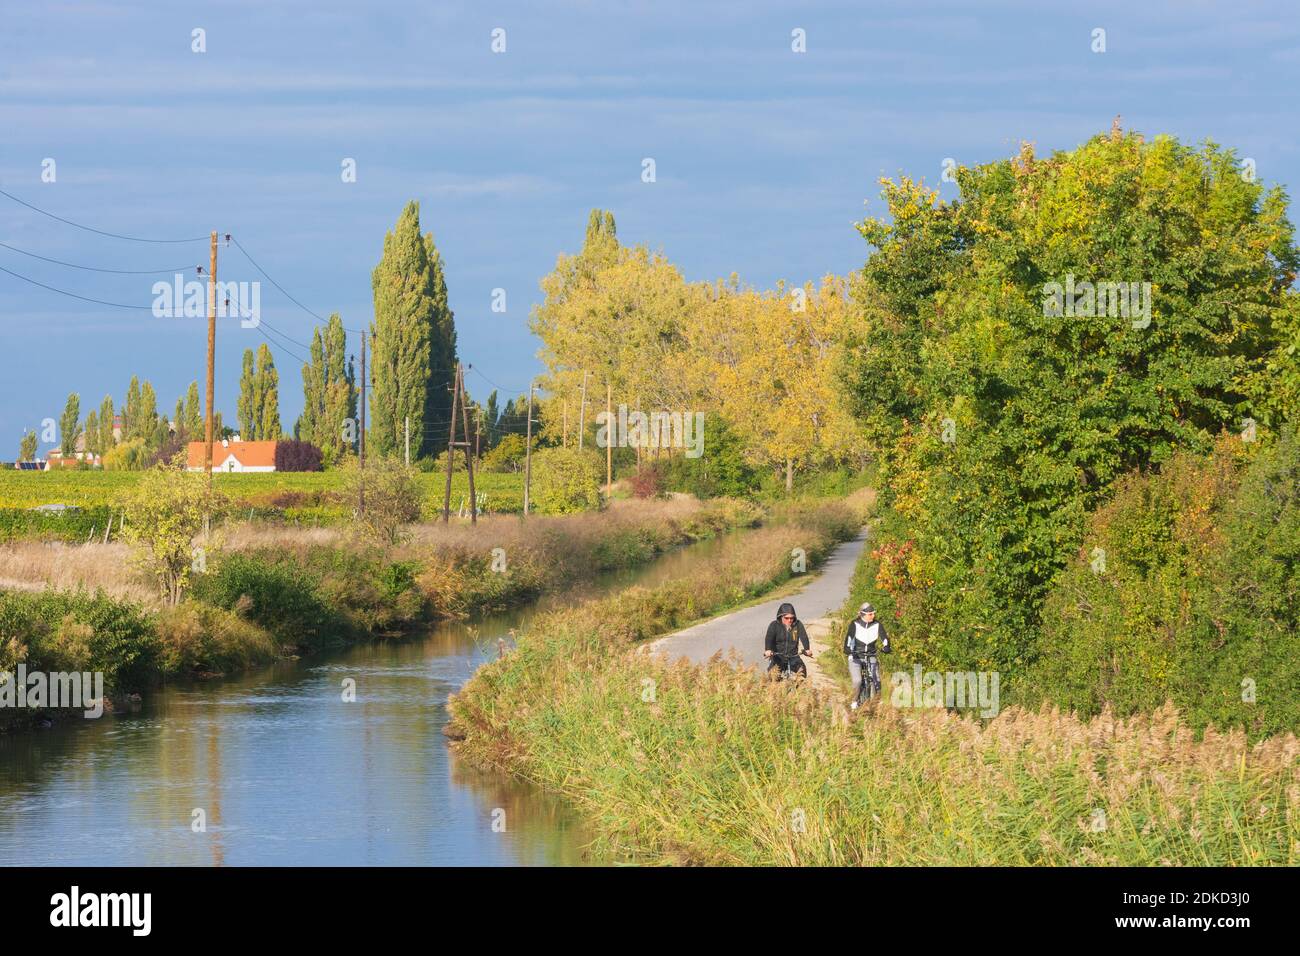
[449,499,1298,866]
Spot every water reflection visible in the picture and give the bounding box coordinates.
[0,533,737,866]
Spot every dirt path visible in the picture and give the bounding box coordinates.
[645,529,866,691]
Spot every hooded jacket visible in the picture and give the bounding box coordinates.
[764,602,810,659]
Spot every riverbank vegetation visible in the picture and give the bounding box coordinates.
[0,496,763,718]
[449,492,1295,865]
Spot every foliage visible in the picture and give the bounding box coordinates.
[370,200,457,459]
[339,455,422,543]
[482,433,526,473]
[121,456,225,605]
[841,131,1300,679]
[274,439,323,472]
[530,446,604,514]
[18,430,37,462]
[296,313,357,464]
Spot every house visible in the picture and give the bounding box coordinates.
[186,439,277,473]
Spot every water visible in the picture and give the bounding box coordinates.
[0,533,738,866]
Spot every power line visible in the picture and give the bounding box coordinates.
[229,235,366,335]
[0,186,209,243]
[0,240,198,275]
[0,263,154,310]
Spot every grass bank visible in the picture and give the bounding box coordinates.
[447,496,1298,866]
[0,496,763,727]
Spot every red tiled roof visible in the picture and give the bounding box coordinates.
[186,440,278,469]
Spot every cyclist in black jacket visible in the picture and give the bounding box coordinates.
[763,602,812,678]
[844,602,890,708]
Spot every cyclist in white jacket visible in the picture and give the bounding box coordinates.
[844,602,891,709]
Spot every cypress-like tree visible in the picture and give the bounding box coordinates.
[255,343,281,440]
[298,314,355,462]
[237,348,257,438]
[19,430,37,462]
[124,377,141,440]
[183,381,203,438]
[84,409,99,456]
[98,395,115,450]
[138,381,159,445]
[58,393,80,456]
[370,201,457,459]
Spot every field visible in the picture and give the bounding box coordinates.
[0,469,525,540]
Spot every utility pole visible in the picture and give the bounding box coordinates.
[523,382,534,516]
[203,231,217,485]
[606,381,612,495]
[474,408,480,462]
[460,366,477,524]
[359,331,366,516]
[578,369,588,450]
[404,415,410,467]
[442,365,461,522]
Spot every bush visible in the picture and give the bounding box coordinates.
[627,463,665,498]
[275,440,324,472]
[339,456,422,543]
[122,457,225,605]
[1025,431,1300,737]
[530,446,603,514]
[482,434,526,473]
[155,602,276,675]
[189,552,343,652]
[0,589,160,693]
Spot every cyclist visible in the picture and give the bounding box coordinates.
[844,602,890,708]
[763,602,812,678]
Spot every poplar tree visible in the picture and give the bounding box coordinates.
[124,377,141,440]
[19,430,37,462]
[84,409,99,456]
[370,201,457,460]
[138,381,159,444]
[183,382,202,438]
[98,395,115,450]
[298,314,355,461]
[255,343,281,440]
[58,393,80,456]
[237,348,257,438]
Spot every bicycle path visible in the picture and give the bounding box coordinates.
[645,529,868,680]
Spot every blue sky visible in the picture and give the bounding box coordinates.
[1,0,1297,451]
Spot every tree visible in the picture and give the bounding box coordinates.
[340,455,421,544]
[19,430,37,461]
[137,381,159,445]
[530,446,604,514]
[58,393,80,457]
[237,348,257,439]
[841,130,1299,676]
[84,410,100,456]
[255,343,281,440]
[122,454,225,605]
[297,314,355,462]
[370,201,457,460]
[124,376,141,440]
[183,381,203,439]
[98,395,115,452]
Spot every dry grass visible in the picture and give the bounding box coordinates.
[0,540,158,605]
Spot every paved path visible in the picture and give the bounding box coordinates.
[646,529,868,671]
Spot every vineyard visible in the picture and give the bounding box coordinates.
[0,469,525,541]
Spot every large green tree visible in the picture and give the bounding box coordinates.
[19,430,37,461]
[183,381,202,438]
[841,129,1299,677]
[370,201,457,459]
[237,349,257,438]
[256,344,281,440]
[98,395,115,451]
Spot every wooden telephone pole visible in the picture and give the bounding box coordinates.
[442,363,477,523]
[203,231,217,484]
[578,370,588,450]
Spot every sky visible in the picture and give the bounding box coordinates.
[1,0,1297,452]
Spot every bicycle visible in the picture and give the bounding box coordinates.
[852,653,882,708]
[766,649,813,682]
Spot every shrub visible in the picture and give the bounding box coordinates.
[339,456,421,543]
[530,446,603,514]
[275,440,324,472]
[155,602,276,675]
[627,463,665,498]
[122,456,226,605]
[189,552,343,652]
[482,434,526,473]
